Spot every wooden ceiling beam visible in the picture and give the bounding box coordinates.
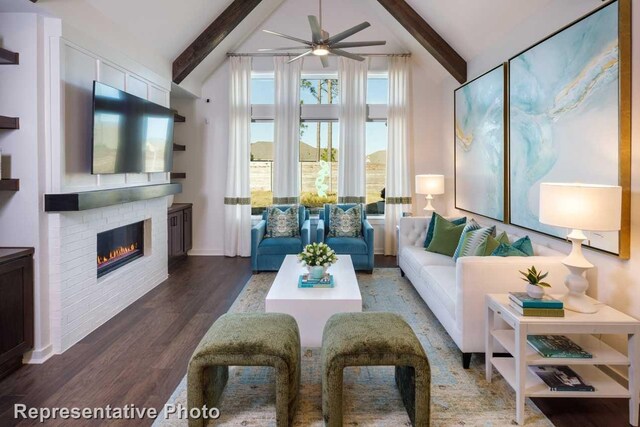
[376,0,467,83]
[172,0,263,84]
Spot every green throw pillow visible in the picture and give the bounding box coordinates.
[512,236,534,256]
[424,213,466,248]
[454,225,496,261]
[266,205,300,238]
[491,243,528,257]
[426,215,467,257]
[328,205,362,237]
[475,231,510,256]
[452,219,482,259]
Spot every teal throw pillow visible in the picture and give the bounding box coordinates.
[454,225,496,261]
[424,213,466,248]
[266,205,300,238]
[452,219,482,259]
[512,236,534,256]
[426,214,467,257]
[328,205,362,237]
[491,242,529,257]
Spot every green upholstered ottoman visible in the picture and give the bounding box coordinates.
[187,313,301,427]
[321,312,431,427]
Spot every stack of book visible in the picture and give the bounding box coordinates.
[509,292,564,317]
[527,335,592,358]
[298,273,334,288]
[530,365,595,392]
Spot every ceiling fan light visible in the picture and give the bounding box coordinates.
[312,46,329,56]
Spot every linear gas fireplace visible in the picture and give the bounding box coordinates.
[97,221,145,278]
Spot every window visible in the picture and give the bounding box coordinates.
[248,72,388,215]
[250,122,274,214]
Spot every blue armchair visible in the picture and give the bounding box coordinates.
[317,204,374,272]
[251,205,310,272]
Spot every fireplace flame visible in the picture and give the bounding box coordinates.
[97,243,139,266]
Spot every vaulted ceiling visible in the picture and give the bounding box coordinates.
[6,0,559,92]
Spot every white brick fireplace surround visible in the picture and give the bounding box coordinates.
[47,197,168,353]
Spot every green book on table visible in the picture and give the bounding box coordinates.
[509,292,563,309]
[509,302,564,317]
[527,335,592,358]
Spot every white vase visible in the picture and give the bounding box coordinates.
[526,284,545,299]
[308,266,326,280]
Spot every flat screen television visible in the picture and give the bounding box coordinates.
[91,81,174,174]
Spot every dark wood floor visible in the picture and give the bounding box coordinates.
[0,255,630,426]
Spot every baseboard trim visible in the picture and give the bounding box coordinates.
[23,344,55,364]
[187,249,225,256]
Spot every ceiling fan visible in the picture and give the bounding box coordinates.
[259,0,386,67]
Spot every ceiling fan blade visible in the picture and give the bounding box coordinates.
[263,30,312,46]
[308,15,323,43]
[288,50,314,63]
[329,48,365,61]
[326,22,371,44]
[330,41,387,49]
[258,46,309,51]
[320,55,329,68]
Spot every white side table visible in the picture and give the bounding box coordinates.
[485,293,640,426]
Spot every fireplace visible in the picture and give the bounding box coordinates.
[97,221,145,278]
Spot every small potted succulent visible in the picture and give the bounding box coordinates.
[298,242,338,280]
[520,265,551,298]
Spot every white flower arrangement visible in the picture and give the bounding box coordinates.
[298,242,338,267]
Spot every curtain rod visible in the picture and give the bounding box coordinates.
[227,52,411,58]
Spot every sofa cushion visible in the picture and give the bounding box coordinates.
[266,205,300,238]
[325,237,368,255]
[258,237,303,255]
[512,236,534,256]
[452,219,483,259]
[491,242,528,257]
[400,246,454,275]
[424,213,467,248]
[328,205,363,237]
[420,266,456,319]
[476,231,510,256]
[426,215,467,257]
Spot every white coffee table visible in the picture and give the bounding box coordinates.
[265,255,362,347]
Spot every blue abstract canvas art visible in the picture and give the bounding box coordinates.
[509,2,621,254]
[455,65,504,221]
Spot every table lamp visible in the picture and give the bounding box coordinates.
[415,174,445,212]
[539,183,622,313]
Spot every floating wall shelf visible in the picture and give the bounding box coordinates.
[44,183,182,212]
[171,172,186,179]
[0,116,19,129]
[173,143,186,151]
[0,48,19,65]
[173,113,185,123]
[0,179,20,191]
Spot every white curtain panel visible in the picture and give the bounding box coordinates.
[224,56,252,257]
[384,56,412,255]
[338,58,368,204]
[273,57,303,204]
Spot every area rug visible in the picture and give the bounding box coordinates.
[154,269,552,426]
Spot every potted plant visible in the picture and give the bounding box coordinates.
[519,265,551,298]
[298,242,338,280]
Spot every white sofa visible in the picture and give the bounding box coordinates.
[398,216,569,368]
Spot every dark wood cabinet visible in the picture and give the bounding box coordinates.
[168,203,193,257]
[0,248,34,380]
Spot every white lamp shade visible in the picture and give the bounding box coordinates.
[415,174,445,195]
[539,183,622,231]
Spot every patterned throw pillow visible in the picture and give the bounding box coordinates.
[452,219,482,259]
[266,206,300,238]
[424,213,467,248]
[328,205,362,237]
[491,243,529,257]
[512,236,534,256]
[453,225,496,261]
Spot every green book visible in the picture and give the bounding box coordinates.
[509,292,563,309]
[509,302,564,317]
[527,335,592,358]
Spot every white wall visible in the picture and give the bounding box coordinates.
[438,0,640,362]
